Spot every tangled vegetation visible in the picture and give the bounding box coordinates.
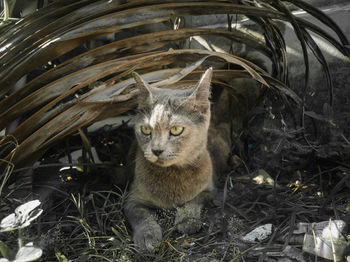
[0,0,349,261]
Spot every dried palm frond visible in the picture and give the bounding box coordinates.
[0,0,348,179]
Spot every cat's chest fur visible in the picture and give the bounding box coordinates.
[133,150,213,209]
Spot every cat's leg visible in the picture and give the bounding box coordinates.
[175,190,211,234]
[124,199,162,251]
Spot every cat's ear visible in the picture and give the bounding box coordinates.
[189,67,212,113]
[132,71,155,103]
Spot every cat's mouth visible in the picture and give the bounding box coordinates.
[144,154,176,167]
[154,158,174,167]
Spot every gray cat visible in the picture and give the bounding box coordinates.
[124,68,230,250]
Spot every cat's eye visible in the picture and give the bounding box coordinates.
[140,125,152,135]
[170,126,184,136]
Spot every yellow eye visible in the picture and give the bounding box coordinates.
[170,126,184,136]
[140,125,152,135]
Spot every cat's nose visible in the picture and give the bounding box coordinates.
[152,149,163,156]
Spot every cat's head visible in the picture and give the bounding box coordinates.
[133,68,212,167]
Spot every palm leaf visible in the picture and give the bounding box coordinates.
[287,0,349,46]
[301,28,333,106]
[0,2,287,94]
[296,17,349,56]
[271,0,310,113]
[0,28,271,114]
[1,48,300,170]
[0,0,348,175]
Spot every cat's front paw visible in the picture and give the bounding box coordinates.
[133,219,162,251]
[175,204,202,234]
[176,217,202,234]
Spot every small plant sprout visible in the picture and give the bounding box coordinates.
[0,200,43,261]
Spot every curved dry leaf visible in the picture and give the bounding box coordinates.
[0,2,285,94]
